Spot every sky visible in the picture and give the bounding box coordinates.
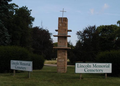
[10,0,120,45]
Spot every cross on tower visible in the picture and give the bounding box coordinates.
[60,8,66,22]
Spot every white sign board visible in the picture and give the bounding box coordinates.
[75,63,112,73]
[11,60,32,71]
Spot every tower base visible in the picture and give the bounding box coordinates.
[57,50,67,73]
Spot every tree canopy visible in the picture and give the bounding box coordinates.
[0,0,12,45]
[75,26,99,62]
[31,27,53,60]
[97,25,119,51]
[72,24,120,63]
[0,1,53,59]
[117,20,120,27]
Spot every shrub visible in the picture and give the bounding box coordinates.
[0,46,44,73]
[96,50,120,76]
[30,54,45,70]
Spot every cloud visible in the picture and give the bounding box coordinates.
[99,3,109,14]
[90,9,94,14]
[103,4,109,9]
[90,4,109,15]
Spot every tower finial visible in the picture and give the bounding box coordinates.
[60,8,66,22]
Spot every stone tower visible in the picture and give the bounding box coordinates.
[53,17,72,73]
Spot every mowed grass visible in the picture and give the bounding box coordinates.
[0,66,120,86]
[45,60,57,64]
[45,60,70,64]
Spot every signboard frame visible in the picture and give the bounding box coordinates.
[75,63,112,73]
[11,60,32,72]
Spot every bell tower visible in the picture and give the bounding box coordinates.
[53,9,72,73]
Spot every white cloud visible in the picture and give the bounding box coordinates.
[98,3,109,14]
[103,4,109,9]
[90,9,94,14]
[92,3,109,14]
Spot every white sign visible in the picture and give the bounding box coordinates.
[75,63,112,73]
[11,60,32,71]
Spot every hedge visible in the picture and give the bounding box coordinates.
[0,46,44,73]
[96,50,120,76]
[30,54,44,70]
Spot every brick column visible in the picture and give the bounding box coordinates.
[53,17,72,73]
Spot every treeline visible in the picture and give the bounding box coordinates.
[67,25,120,76]
[68,25,120,63]
[0,0,53,60]
[0,0,53,72]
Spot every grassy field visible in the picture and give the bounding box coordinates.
[0,66,120,86]
[45,60,57,64]
[45,60,70,64]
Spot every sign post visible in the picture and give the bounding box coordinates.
[75,63,112,79]
[105,73,107,79]
[28,72,30,78]
[10,60,32,78]
[80,73,82,80]
[13,70,15,76]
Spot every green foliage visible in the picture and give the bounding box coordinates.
[7,6,34,50]
[114,27,120,49]
[74,25,120,63]
[0,46,30,72]
[96,50,120,76]
[0,1,34,49]
[67,41,76,64]
[0,0,11,45]
[73,40,83,62]
[117,20,120,27]
[0,22,10,45]
[97,25,119,51]
[30,54,45,70]
[75,25,99,62]
[52,42,57,59]
[31,27,53,60]
[0,46,44,73]
[0,1,53,60]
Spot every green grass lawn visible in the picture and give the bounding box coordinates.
[0,66,120,86]
[45,60,57,64]
[45,60,70,64]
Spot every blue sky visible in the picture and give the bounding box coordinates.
[10,0,120,45]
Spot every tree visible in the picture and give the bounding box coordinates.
[117,20,120,27]
[0,0,12,45]
[7,5,34,50]
[0,1,34,49]
[97,25,119,51]
[76,25,99,62]
[31,27,53,60]
[52,42,57,59]
[67,41,76,64]
[114,26,120,50]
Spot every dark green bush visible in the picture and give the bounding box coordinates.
[30,54,45,70]
[0,46,44,73]
[96,50,120,76]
